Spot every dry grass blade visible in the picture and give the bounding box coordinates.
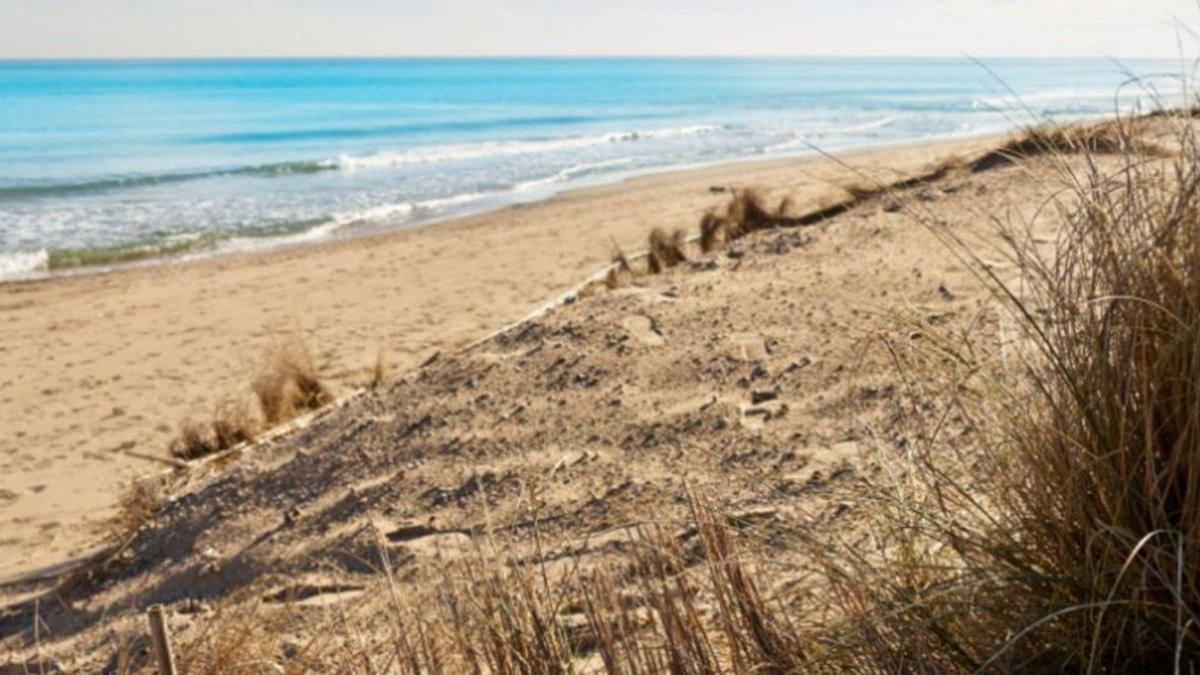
[369,348,387,391]
[825,108,1200,673]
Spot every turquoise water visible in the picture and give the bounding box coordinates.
[0,57,1178,278]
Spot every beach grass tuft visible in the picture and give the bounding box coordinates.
[369,348,387,391]
[970,118,1165,172]
[807,109,1200,672]
[252,337,332,426]
[647,227,689,274]
[605,243,634,289]
[168,337,328,462]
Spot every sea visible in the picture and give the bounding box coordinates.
[0,57,1181,280]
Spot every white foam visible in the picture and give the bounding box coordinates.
[513,157,636,192]
[0,249,49,281]
[329,125,719,171]
[412,192,492,212]
[764,115,899,153]
[285,191,491,238]
[971,86,1176,112]
[327,202,416,228]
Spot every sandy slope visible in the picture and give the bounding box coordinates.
[0,135,1002,582]
[0,132,1091,670]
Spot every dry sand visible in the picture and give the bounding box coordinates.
[0,124,1101,670]
[0,135,1003,587]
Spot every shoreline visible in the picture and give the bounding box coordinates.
[0,129,1007,582]
[0,127,1019,287]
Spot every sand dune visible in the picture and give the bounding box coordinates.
[0,135,1003,584]
[0,125,1092,669]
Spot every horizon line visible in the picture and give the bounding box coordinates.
[0,53,1180,63]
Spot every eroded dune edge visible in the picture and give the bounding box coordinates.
[4,113,1198,672]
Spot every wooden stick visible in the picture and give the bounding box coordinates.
[122,448,190,470]
[146,605,178,675]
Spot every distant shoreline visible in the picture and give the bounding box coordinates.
[0,55,1175,63]
[0,130,1008,585]
[2,57,1171,284]
[0,127,1019,287]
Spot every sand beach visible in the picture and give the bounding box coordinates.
[0,134,1002,584]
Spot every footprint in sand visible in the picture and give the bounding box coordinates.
[621,315,665,346]
[730,332,768,361]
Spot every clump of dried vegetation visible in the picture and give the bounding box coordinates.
[174,505,812,674]
[969,118,1166,172]
[604,244,634,290]
[646,226,689,273]
[169,337,330,462]
[252,338,333,426]
[369,348,388,391]
[605,188,793,290]
[58,477,168,599]
[818,111,1200,672]
[696,188,792,254]
[169,397,261,461]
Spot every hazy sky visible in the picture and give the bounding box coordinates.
[1,0,1198,59]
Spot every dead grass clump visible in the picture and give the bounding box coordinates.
[647,227,689,274]
[177,601,326,674]
[260,505,810,673]
[727,188,777,233]
[253,339,332,425]
[212,398,259,449]
[699,210,732,253]
[369,348,387,391]
[970,119,1163,172]
[824,110,1200,672]
[696,188,786,255]
[423,507,808,673]
[59,477,165,598]
[605,244,634,289]
[168,338,327,461]
[169,397,260,462]
[169,419,220,461]
[108,477,164,544]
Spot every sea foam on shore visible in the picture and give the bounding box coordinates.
[0,58,1177,280]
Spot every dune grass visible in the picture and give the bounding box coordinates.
[646,227,689,274]
[171,504,810,674]
[118,111,1200,673]
[803,111,1200,673]
[969,118,1166,172]
[169,337,329,461]
[253,338,333,426]
[604,244,634,290]
[369,348,388,391]
[169,398,261,461]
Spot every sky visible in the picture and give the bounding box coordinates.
[0,0,1198,59]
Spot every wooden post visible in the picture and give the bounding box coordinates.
[146,604,179,675]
